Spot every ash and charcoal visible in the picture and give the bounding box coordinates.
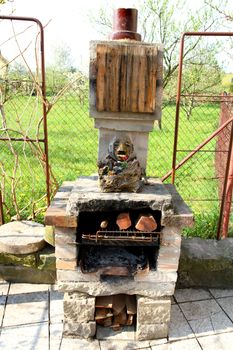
[80,246,159,275]
[98,135,142,192]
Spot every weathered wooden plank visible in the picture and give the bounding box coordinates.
[96,44,107,112]
[96,43,158,113]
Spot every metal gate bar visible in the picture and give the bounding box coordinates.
[171,31,233,239]
[0,16,50,223]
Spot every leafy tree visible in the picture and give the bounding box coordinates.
[90,0,222,91]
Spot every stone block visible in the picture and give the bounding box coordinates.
[160,227,182,248]
[58,278,176,298]
[134,270,177,283]
[0,265,56,284]
[63,320,96,339]
[57,268,99,282]
[55,227,77,238]
[0,252,37,268]
[137,297,171,324]
[63,292,95,323]
[136,323,168,340]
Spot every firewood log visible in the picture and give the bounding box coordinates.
[116,213,131,230]
[135,214,157,232]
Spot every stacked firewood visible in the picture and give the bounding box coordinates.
[95,294,136,330]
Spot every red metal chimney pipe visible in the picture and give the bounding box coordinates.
[109,8,141,41]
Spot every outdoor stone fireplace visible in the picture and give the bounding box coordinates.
[45,8,193,341]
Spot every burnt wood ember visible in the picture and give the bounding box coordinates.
[80,246,149,275]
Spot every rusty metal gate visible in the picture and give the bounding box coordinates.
[0,16,51,224]
[162,32,233,239]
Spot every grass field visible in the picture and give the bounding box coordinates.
[1,94,231,238]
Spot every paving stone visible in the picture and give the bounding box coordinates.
[3,291,49,326]
[50,289,64,324]
[169,304,194,341]
[0,323,48,350]
[96,325,135,340]
[197,332,233,350]
[151,338,201,349]
[9,282,49,294]
[209,289,233,298]
[179,299,233,336]
[149,338,167,346]
[100,339,150,349]
[0,220,46,254]
[216,296,233,320]
[174,288,211,303]
[0,281,9,296]
[50,322,63,350]
[60,338,100,350]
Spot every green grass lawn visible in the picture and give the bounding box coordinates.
[0,94,230,238]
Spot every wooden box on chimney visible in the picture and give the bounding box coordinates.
[90,40,163,120]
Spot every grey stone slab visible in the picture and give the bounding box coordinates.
[9,282,49,294]
[58,280,175,298]
[198,332,233,350]
[179,299,233,336]
[169,304,194,341]
[0,323,48,350]
[174,288,211,303]
[216,296,233,320]
[210,289,233,298]
[100,339,150,350]
[60,338,100,350]
[96,325,135,340]
[178,238,233,289]
[67,177,173,224]
[151,338,201,350]
[0,265,56,284]
[0,220,46,254]
[3,291,48,326]
[50,289,64,324]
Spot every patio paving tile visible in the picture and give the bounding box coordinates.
[169,304,194,340]
[100,340,150,350]
[49,289,64,324]
[209,289,233,298]
[197,331,233,350]
[174,288,212,303]
[3,291,49,326]
[0,281,9,296]
[151,338,201,350]
[179,299,233,336]
[9,283,49,295]
[0,322,48,350]
[216,296,233,321]
[60,338,100,350]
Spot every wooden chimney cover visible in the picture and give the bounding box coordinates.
[96,43,157,114]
